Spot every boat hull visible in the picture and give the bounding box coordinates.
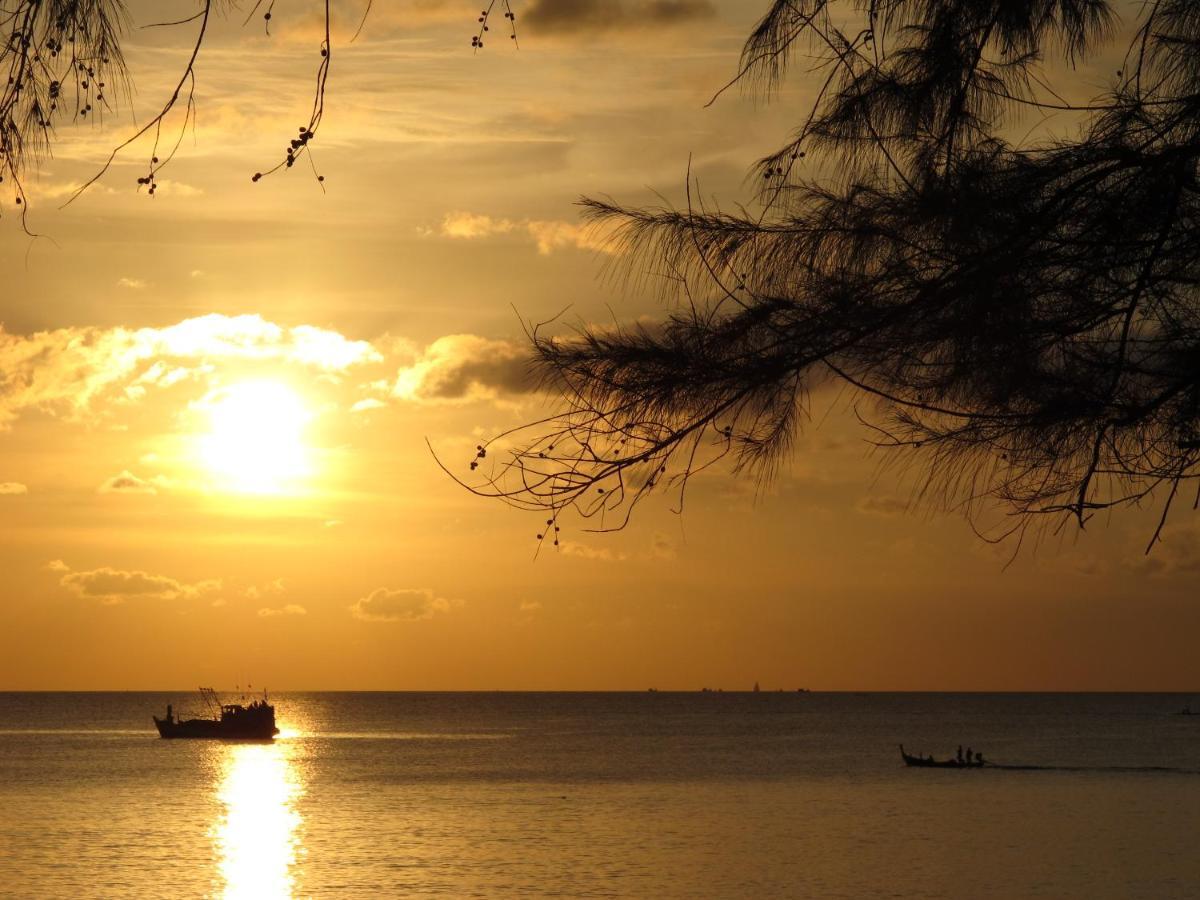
[899,744,984,768]
[154,716,278,740]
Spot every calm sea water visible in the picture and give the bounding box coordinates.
[1,692,1198,898]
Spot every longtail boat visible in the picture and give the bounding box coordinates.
[899,744,985,768]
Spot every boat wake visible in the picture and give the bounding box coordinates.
[0,728,152,736]
[308,731,515,741]
[987,763,1200,774]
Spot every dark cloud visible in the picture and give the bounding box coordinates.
[57,563,220,603]
[394,335,540,402]
[350,587,455,622]
[63,568,183,599]
[523,0,716,34]
[99,470,158,494]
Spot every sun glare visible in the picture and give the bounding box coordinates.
[199,381,312,494]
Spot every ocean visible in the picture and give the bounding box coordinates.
[1,692,1197,898]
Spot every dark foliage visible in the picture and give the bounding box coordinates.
[467,0,1200,551]
[0,0,129,220]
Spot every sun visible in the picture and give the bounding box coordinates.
[198,381,312,494]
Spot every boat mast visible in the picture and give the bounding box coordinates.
[199,686,221,717]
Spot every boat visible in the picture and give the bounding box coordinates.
[899,744,985,768]
[154,687,279,740]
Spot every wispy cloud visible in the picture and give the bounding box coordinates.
[523,0,716,35]
[649,531,677,560]
[0,482,28,495]
[524,219,616,255]
[439,211,617,255]
[1125,525,1200,577]
[244,579,286,601]
[258,604,307,617]
[856,495,910,517]
[560,541,629,562]
[559,532,676,562]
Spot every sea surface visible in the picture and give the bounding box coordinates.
[1,692,1198,898]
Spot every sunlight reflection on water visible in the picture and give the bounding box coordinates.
[4,694,1200,899]
[213,743,304,899]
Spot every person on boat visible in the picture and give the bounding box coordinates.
[956,745,963,764]
[976,751,986,765]
[965,747,972,765]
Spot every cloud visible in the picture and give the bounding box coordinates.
[393,335,538,403]
[244,578,286,601]
[0,482,27,495]
[151,179,203,197]
[0,313,381,428]
[258,604,307,617]
[441,211,516,239]
[856,495,910,517]
[350,587,455,622]
[559,534,675,562]
[519,599,542,613]
[523,0,716,34]
[99,470,160,494]
[30,181,117,200]
[439,211,617,256]
[560,541,628,562]
[350,398,387,413]
[524,219,616,255]
[1070,556,1104,578]
[57,563,221,604]
[649,531,677,560]
[1125,525,1200,577]
[116,277,147,290]
[46,559,69,572]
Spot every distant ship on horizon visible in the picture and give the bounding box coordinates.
[154,687,279,740]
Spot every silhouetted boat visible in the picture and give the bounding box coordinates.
[154,687,279,740]
[899,744,985,768]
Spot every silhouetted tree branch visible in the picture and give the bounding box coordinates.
[463,0,1200,552]
[2,0,520,219]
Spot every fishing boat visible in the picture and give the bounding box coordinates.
[899,744,985,768]
[154,687,279,740]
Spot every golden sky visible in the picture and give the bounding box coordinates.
[1,0,1196,690]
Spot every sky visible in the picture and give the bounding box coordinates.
[1,0,1196,691]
